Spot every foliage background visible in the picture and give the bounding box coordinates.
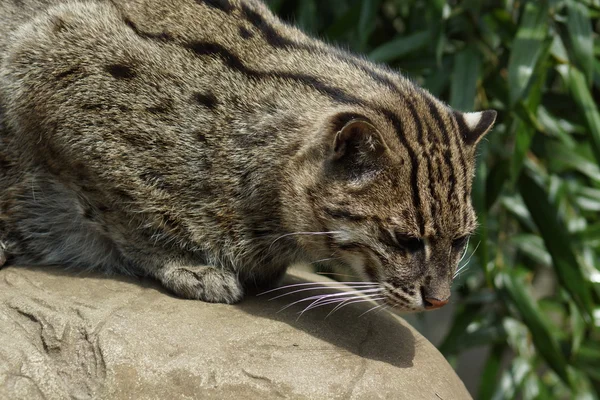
[265,0,600,398]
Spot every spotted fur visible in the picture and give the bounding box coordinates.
[0,0,495,309]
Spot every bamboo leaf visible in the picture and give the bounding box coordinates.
[450,45,480,111]
[498,271,571,386]
[368,31,430,63]
[565,0,594,84]
[358,0,381,50]
[557,64,600,164]
[518,171,595,318]
[507,1,550,105]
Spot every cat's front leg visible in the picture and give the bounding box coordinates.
[153,262,243,304]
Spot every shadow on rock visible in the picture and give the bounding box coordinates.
[237,272,416,369]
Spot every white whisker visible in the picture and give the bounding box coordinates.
[359,303,386,317]
[298,293,384,319]
[258,281,378,296]
[454,240,481,279]
[309,257,340,265]
[326,297,386,318]
[268,231,343,251]
[267,285,379,301]
[277,289,382,313]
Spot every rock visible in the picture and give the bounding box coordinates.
[0,266,471,399]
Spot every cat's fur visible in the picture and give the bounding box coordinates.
[0,0,495,310]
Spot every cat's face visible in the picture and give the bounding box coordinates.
[298,101,496,312]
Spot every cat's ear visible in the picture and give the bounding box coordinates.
[454,110,497,146]
[331,118,386,161]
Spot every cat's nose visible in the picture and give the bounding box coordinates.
[421,286,450,309]
[423,296,449,310]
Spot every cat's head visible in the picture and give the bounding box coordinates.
[290,92,496,312]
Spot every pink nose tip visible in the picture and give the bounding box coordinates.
[424,297,449,310]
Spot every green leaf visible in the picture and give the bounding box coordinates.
[449,45,480,111]
[368,31,431,63]
[358,0,381,50]
[557,64,600,164]
[498,271,571,386]
[510,234,552,267]
[507,1,550,106]
[518,171,595,319]
[479,344,505,400]
[565,0,594,84]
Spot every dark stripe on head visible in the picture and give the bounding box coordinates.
[238,3,401,94]
[183,41,364,105]
[240,3,296,48]
[421,95,461,207]
[238,26,254,39]
[381,110,425,235]
[123,17,173,40]
[449,114,472,227]
[406,101,439,232]
[324,208,367,222]
[196,0,234,13]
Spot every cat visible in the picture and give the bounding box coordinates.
[0,0,495,310]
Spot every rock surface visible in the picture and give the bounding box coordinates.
[0,266,471,399]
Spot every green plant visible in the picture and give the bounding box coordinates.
[266,0,600,398]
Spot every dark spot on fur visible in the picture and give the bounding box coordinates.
[81,103,104,111]
[196,131,207,142]
[52,17,67,33]
[55,66,80,80]
[105,64,136,79]
[239,26,254,39]
[82,207,96,220]
[112,189,136,202]
[196,0,234,13]
[193,92,218,109]
[146,99,173,114]
[0,154,12,172]
[139,170,173,191]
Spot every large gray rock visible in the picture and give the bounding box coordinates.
[0,266,471,399]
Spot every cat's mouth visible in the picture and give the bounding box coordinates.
[380,281,451,312]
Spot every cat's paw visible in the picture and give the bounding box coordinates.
[156,264,243,304]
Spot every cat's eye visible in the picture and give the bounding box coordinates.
[394,233,424,253]
[452,236,469,250]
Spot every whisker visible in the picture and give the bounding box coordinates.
[258,281,378,296]
[359,303,386,317]
[298,293,384,319]
[269,231,343,251]
[454,240,481,279]
[300,292,383,313]
[268,285,379,301]
[277,289,382,313]
[326,297,386,318]
[309,257,340,265]
[459,238,471,262]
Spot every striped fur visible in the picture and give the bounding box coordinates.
[0,0,495,309]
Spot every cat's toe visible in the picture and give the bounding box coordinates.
[159,265,243,304]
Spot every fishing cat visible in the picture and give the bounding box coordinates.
[0,0,495,311]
